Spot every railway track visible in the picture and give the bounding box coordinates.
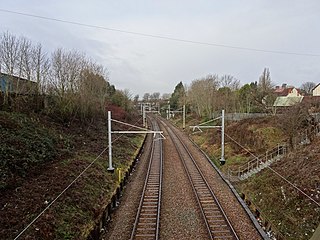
[130,118,163,240]
[161,119,239,240]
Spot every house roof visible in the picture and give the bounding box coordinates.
[273,96,304,107]
[274,87,292,96]
[274,87,287,95]
[274,87,302,96]
[0,72,38,94]
[312,83,320,91]
[0,72,35,83]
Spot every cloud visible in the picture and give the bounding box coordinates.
[1,0,320,97]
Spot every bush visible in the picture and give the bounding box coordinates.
[0,111,65,190]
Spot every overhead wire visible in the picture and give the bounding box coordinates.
[223,132,259,160]
[198,116,222,126]
[112,118,152,131]
[14,145,109,239]
[14,117,143,239]
[0,8,320,57]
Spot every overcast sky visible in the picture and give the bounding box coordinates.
[1,1,320,97]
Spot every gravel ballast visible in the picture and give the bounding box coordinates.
[103,117,264,240]
[170,122,264,240]
[160,123,209,239]
[102,134,153,240]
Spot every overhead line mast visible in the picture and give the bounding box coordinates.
[107,111,164,171]
[190,109,225,165]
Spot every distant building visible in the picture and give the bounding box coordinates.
[0,73,38,94]
[312,83,320,96]
[273,96,303,108]
[301,83,320,112]
[273,84,304,112]
[273,83,320,112]
[274,85,303,97]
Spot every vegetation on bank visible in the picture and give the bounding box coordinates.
[237,142,320,240]
[2,29,319,239]
[0,109,145,239]
[0,31,145,239]
[0,111,72,190]
[0,31,134,124]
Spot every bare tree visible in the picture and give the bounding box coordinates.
[161,93,171,100]
[142,93,150,102]
[220,74,240,90]
[216,75,241,112]
[257,68,275,111]
[300,82,316,95]
[0,32,114,122]
[278,104,310,148]
[0,31,20,75]
[48,49,92,121]
[31,43,50,94]
[258,68,273,92]
[0,32,20,104]
[188,74,219,117]
[150,92,160,101]
[49,49,86,96]
[17,37,32,80]
[78,66,109,119]
[133,94,139,104]
[111,89,133,112]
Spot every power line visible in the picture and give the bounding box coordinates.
[224,132,320,207]
[0,8,320,57]
[14,145,109,239]
[14,117,143,239]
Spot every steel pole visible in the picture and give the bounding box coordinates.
[183,104,186,129]
[143,105,146,127]
[107,111,114,171]
[140,103,143,115]
[220,109,225,165]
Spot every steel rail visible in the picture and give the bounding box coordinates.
[161,119,239,240]
[130,117,163,240]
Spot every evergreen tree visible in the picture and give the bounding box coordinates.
[170,81,185,109]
